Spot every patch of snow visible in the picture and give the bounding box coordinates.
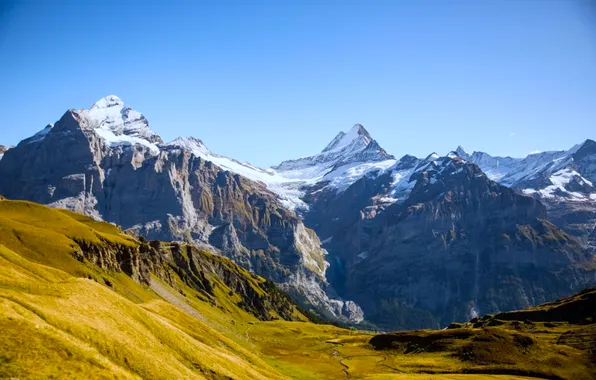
[95,127,159,153]
[387,164,418,202]
[321,124,370,154]
[166,137,311,211]
[530,168,591,201]
[27,124,54,144]
[321,159,396,192]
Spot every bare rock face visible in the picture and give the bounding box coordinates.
[0,145,12,161]
[0,96,359,323]
[462,141,596,253]
[303,154,596,330]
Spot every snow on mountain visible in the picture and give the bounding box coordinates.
[459,140,596,202]
[321,159,397,192]
[386,155,421,202]
[24,96,163,154]
[26,124,54,144]
[455,146,520,182]
[522,167,596,201]
[164,137,310,210]
[79,95,163,153]
[273,124,394,174]
[163,124,399,211]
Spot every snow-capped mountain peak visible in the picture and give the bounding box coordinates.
[455,145,469,159]
[81,95,163,153]
[80,95,162,146]
[22,96,163,154]
[91,95,124,110]
[273,124,394,174]
[321,124,372,154]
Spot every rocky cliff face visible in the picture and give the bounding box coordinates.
[302,153,596,329]
[0,145,11,160]
[0,96,360,323]
[461,141,596,252]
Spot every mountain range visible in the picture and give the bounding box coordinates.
[1,95,595,329]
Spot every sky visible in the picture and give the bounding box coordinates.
[0,0,595,167]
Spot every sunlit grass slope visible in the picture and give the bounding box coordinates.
[0,200,291,378]
[0,198,594,379]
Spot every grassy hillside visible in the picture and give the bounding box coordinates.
[0,199,594,379]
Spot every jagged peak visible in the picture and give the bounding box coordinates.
[165,136,211,156]
[455,145,469,158]
[91,95,124,109]
[425,152,440,161]
[577,138,596,151]
[321,123,372,153]
[570,138,596,161]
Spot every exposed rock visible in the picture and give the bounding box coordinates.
[463,141,596,252]
[302,154,596,329]
[0,96,360,324]
[0,144,12,161]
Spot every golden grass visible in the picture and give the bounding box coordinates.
[0,199,594,380]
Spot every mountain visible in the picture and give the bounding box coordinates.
[461,142,596,250]
[273,123,394,175]
[301,152,596,329]
[1,94,594,332]
[0,144,12,160]
[0,96,361,323]
[0,198,312,379]
[1,198,593,380]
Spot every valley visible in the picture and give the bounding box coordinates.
[0,198,593,379]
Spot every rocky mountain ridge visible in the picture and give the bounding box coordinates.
[301,151,595,329]
[1,94,594,330]
[459,142,596,250]
[0,96,362,323]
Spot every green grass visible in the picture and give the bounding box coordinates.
[0,198,594,379]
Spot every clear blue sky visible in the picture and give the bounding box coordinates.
[1,0,595,166]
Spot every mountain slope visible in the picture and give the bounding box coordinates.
[0,96,361,323]
[0,199,311,379]
[302,153,596,329]
[461,142,596,250]
[1,198,594,380]
[370,287,596,380]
